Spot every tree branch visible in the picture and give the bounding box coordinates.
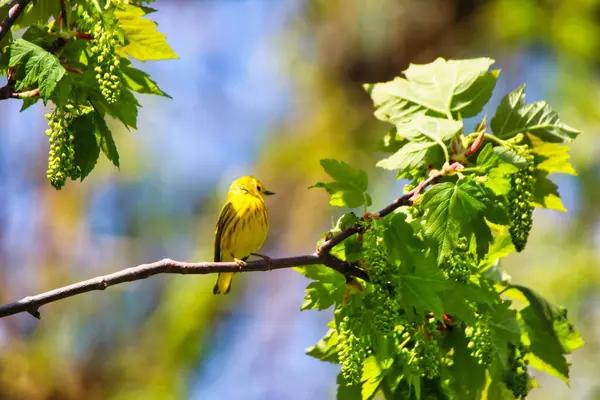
[0,253,368,319]
[0,0,32,43]
[0,168,445,320]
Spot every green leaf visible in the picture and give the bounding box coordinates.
[320,159,368,191]
[395,116,463,142]
[476,144,520,196]
[70,112,100,180]
[446,330,487,398]
[324,213,363,262]
[511,285,584,354]
[9,38,65,102]
[382,212,422,265]
[364,80,432,125]
[532,170,566,212]
[492,146,529,168]
[376,116,462,173]
[294,264,346,311]
[521,306,569,382]
[491,84,580,143]
[444,281,499,324]
[420,178,505,261]
[93,112,120,168]
[361,357,384,399]
[529,135,577,176]
[484,163,519,196]
[475,143,496,169]
[398,256,451,320]
[331,213,359,235]
[484,301,521,370]
[365,57,498,123]
[21,25,58,49]
[19,96,39,112]
[311,159,371,209]
[11,0,60,30]
[400,57,498,117]
[306,327,340,363]
[479,226,515,272]
[336,373,362,400]
[376,140,441,173]
[488,301,521,344]
[482,366,515,400]
[91,86,139,130]
[120,57,171,98]
[115,5,178,61]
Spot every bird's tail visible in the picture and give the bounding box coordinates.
[213,272,234,295]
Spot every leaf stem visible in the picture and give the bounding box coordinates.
[467,132,508,147]
[459,167,482,173]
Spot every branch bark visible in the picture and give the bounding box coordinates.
[0,168,444,319]
[0,0,32,43]
[0,82,39,100]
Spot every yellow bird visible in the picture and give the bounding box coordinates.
[213,176,275,294]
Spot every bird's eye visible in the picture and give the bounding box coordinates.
[257,185,262,192]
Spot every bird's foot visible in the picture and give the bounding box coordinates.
[234,257,247,271]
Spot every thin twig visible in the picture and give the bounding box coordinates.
[0,0,33,43]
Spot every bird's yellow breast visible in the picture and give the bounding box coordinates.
[219,193,269,261]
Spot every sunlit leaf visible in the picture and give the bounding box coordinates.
[377,116,462,174]
[365,57,498,123]
[529,135,577,176]
[306,327,340,363]
[532,170,567,212]
[295,264,346,311]
[421,178,507,261]
[491,84,580,143]
[115,4,178,61]
[311,159,371,209]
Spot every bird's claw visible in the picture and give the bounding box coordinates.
[234,258,247,271]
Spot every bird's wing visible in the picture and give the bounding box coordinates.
[214,201,234,262]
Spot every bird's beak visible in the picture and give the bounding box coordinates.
[264,190,275,196]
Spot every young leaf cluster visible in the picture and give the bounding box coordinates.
[0,0,176,189]
[304,57,583,399]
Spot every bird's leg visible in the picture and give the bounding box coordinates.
[233,256,247,271]
[251,252,274,270]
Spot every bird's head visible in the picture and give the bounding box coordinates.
[229,176,275,199]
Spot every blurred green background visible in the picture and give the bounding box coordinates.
[0,0,598,399]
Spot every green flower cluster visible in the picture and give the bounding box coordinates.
[399,326,440,379]
[44,106,79,189]
[362,228,402,335]
[508,145,536,252]
[371,293,399,335]
[441,236,473,284]
[91,20,122,104]
[465,313,493,366]
[505,343,531,399]
[336,308,366,384]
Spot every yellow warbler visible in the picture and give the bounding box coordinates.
[213,176,274,294]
